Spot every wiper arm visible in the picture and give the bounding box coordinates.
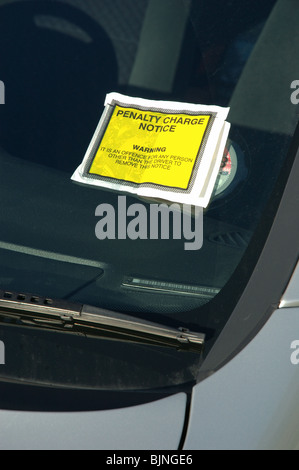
[0,290,205,353]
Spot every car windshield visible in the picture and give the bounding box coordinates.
[0,0,298,395]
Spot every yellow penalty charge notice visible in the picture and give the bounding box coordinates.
[71,93,230,207]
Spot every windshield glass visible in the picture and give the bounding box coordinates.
[0,0,298,393]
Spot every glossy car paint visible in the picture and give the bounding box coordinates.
[0,392,186,450]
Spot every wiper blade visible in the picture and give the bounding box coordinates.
[0,290,205,353]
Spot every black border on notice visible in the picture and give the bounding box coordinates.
[83,100,216,194]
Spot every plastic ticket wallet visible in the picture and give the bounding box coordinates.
[71,93,230,208]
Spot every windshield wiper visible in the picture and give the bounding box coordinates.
[0,289,205,353]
